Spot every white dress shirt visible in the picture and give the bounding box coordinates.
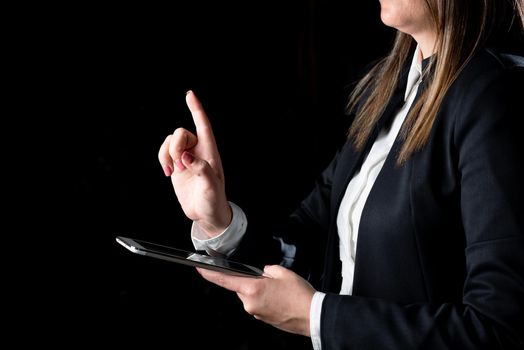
[192,48,423,350]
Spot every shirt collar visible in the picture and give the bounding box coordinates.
[404,46,423,101]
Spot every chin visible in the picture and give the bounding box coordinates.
[380,12,396,28]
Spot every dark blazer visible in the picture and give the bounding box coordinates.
[234,48,524,349]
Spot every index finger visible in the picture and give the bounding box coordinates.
[186,90,215,141]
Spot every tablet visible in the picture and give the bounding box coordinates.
[116,236,264,277]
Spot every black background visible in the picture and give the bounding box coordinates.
[45,1,394,347]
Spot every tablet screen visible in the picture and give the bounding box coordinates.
[116,236,263,277]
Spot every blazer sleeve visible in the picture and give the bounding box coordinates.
[230,145,342,281]
[320,65,524,348]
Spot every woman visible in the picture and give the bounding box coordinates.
[158,0,524,348]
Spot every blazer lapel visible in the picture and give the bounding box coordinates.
[321,68,411,293]
[330,89,407,219]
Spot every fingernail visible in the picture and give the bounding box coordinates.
[163,165,173,177]
[186,90,192,95]
[174,159,185,171]
[182,152,194,164]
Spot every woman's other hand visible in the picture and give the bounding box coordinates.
[196,265,316,337]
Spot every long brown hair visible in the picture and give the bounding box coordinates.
[347,0,524,164]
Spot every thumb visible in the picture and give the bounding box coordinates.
[263,265,287,278]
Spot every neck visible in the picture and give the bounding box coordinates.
[412,31,437,59]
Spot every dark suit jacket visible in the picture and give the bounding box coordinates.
[233,48,524,349]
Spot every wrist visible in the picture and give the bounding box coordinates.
[197,202,232,238]
[302,291,314,337]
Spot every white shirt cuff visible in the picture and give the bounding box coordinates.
[310,291,326,350]
[191,201,247,257]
